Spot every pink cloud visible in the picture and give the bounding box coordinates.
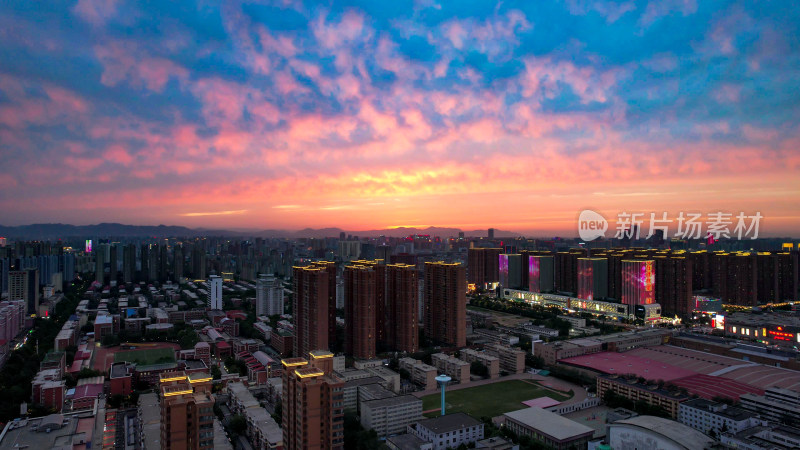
[104,145,134,165]
[72,0,119,26]
[95,41,188,92]
[0,75,89,129]
[521,57,620,104]
[640,0,697,26]
[312,10,369,49]
[444,22,467,49]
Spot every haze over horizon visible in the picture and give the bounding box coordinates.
[1,1,799,235]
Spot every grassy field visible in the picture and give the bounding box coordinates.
[113,347,175,365]
[421,380,572,418]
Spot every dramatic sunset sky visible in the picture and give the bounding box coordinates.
[1,1,798,236]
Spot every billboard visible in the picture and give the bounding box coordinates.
[85,239,92,253]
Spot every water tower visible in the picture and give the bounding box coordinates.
[435,374,452,416]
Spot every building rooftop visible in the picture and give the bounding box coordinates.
[309,349,334,359]
[69,383,103,400]
[343,376,387,388]
[615,415,715,449]
[386,433,431,450]
[362,394,421,409]
[0,412,96,450]
[180,359,208,370]
[503,407,594,441]
[95,314,113,325]
[681,398,758,421]
[358,384,396,401]
[247,407,283,444]
[213,417,233,450]
[417,412,481,434]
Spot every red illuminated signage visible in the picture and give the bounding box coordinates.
[767,330,793,341]
[643,261,653,292]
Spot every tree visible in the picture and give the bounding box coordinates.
[470,361,489,378]
[211,365,222,380]
[272,400,282,423]
[229,415,247,435]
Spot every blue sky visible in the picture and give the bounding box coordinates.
[0,0,798,235]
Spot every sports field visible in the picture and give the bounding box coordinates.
[420,379,573,418]
[113,347,176,365]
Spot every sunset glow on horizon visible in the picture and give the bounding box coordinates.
[1,1,799,236]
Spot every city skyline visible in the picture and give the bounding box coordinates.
[1,1,799,235]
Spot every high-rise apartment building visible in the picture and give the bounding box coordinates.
[554,249,588,295]
[159,244,169,283]
[148,244,159,282]
[654,255,693,316]
[386,263,419,353]
[140,244,150,282]
[0,300,25,343]
[344,263,377,359]
[281,350,345,450]
[109,244,118,282]
[424,262,466,348]
[499,254,524,289]
[8,268,39,314]
[467,248,502,287]
[621,260,655,307]
[173,244,184,282]
[577,258,608,301]
[192,244,207,280]
[122,244,135,284]
[293,266,330,358]
[528,255,554,293]
[159,370,215,450]
[207,275,222,310]
[0,258,9,293]
[311,261,338,347]
[94,245,105,284]
[256,274,284,316]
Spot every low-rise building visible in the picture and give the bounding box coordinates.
[364,365,402,393]
[408,413,484,450]
[679,398,761,435]
[721,424,800,450]
[484,344,525,374]
[597,374,689,419]
[399,357,437,390]
[110,361,133,396]
[270,329,293,357]
[227,382,283,449]
[360,395,423,438]
[502,407,594,450]
[431,353,470,384]
[386,433,433,450]
[358,384,396,412]
[459,349,499,379]
[138,392,161,449]
[475,437,519,449]
[739,387,800,425]
[341,376,393,412]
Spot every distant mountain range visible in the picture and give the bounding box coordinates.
[0,223,523,239]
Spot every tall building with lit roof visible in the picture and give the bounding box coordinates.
[293,266,330,358]
[281,350,345,449]
[159,370,215,450]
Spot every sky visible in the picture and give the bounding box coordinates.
[0,0,799,236]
